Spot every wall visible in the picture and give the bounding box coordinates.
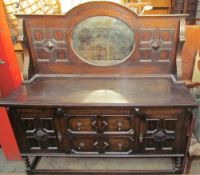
[182,25,200,81]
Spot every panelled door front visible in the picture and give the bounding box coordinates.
[10,107,60,153]
[139,108,190,154]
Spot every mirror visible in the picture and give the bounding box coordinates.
[72,16,134,66]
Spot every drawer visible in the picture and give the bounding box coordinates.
[67,135,135,154]
[68,135,99,154]
[63,107,136,134]
[65,114,134,134]
[104,136,135,154]
[103,115,134,133]
[65,115,97,133]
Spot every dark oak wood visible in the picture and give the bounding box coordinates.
[0,76,196,107]
[0,1,197,175]
[15,1,188,78]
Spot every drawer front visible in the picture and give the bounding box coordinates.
[63,107,136,134]
[66,115,97,133]
[65,135,135,154]
[104,115,133,133]
[67,135,99,154]
[103,136,134,154]
[9,107,60,153]
[65,115,134,134]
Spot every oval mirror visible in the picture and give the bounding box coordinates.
[72,16,134,66]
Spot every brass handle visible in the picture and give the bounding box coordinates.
[117,143,123,151]
[78,142,85,150]
[116,121,123,131]
[57,131,62,142]
[76,121,82,131]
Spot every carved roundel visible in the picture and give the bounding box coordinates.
[71,16,135,66]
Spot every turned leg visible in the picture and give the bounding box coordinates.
[22,156,33,175]
[174,157,182,174]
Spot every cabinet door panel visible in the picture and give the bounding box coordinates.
[9,107,60,153]
[139,108,189,154]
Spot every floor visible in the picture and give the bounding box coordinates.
[0,149,200,174]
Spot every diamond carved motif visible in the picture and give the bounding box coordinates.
[153,130,167,141]
[34,129,49,141]
[45,40,55,50]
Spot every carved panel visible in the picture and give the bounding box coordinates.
[31,28,68,63]
[143,118,177,151]
[139,29,174,62]
[67,135,134,154]
[21,117,58,151]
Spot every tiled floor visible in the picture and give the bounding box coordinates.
[0,149,200,174]
[0,151,24,173]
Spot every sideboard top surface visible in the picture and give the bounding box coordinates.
[0,76,196,107]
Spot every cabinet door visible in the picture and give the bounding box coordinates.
[9,107,60,153]
[139,108,190,154]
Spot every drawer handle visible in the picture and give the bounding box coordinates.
[57,131,62,142]
[78,142,85,150]
[76,121,82,131]
[117,143,123,151]
[116,121,123,131]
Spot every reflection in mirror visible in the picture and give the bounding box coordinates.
[72,16,134,66]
